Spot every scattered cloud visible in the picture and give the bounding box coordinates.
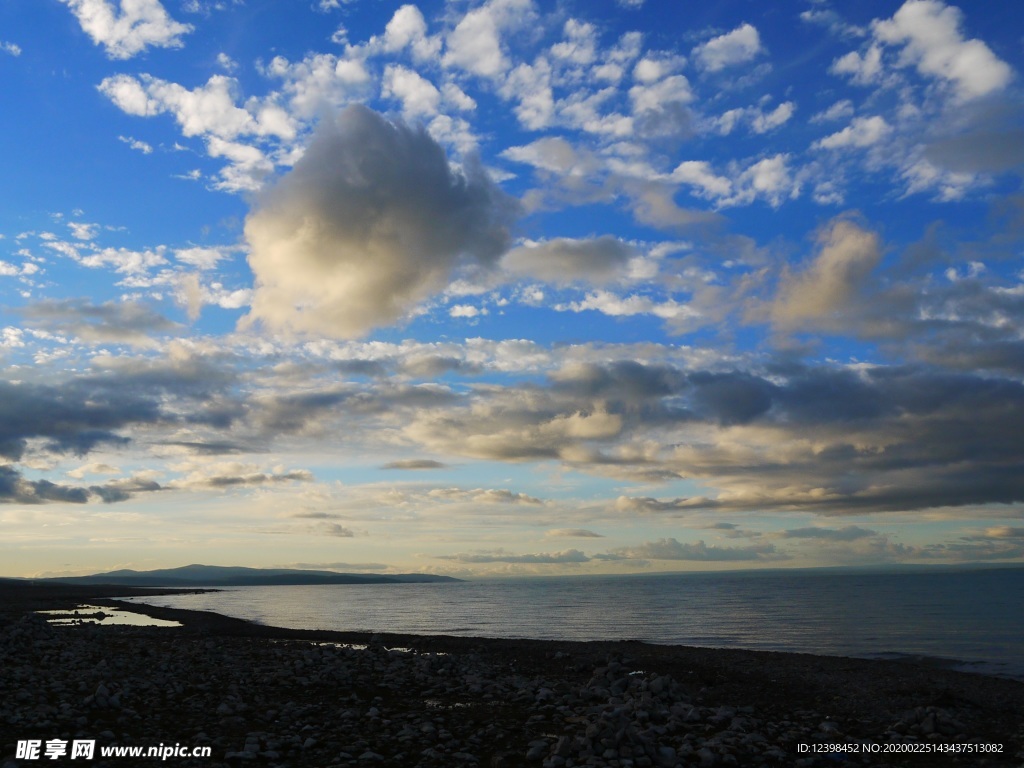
[613,538,785,561]
[58,0,193,59]
[692,24,763,72]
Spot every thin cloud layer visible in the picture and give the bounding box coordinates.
[243,105,517,338]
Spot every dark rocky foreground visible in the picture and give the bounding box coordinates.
[1,581,1023,767]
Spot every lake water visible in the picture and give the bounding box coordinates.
[121,566,1024,680]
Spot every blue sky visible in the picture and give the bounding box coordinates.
[1,0,1023,577]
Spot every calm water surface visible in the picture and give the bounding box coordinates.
[123,568,1024,679]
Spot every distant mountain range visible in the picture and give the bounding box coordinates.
[34,564,461,587]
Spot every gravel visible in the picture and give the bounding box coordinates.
[1,586,1023,768]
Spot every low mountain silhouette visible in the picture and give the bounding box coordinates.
[38,564,461,587]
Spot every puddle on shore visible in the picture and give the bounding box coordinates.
[37,605,182,628]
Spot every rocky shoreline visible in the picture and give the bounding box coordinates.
[1,582,1023,767]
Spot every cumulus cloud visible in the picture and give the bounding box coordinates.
[772,218,882,329]
[814,116,892,150]
[872,0,1013,101]
[382,65,441,118]
[242,105,517,339]
[442,0,536,78]
[381,4,441,62]
[99,74,294,141]
[59,0,192,59]
[830,45,884,85]
[672,155,798,209]
[692,23,763,72]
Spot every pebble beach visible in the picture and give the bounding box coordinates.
[2,581,1023,768]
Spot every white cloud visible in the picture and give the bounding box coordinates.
[381,5,441,62]
[671,161,732,198]
[443,0,536,78]
[99,74,296,141]
[872,0,1012,101]
[557,290,697,322]
[382,65,441,118]
[174,246,233,270]
[118,135,153,154]
[814,115,892,149]
[550,19,598,66]
[216,52,238,72]
[449,304,485,318]
[58,0,192,59]
[810,99,855,123]
[500,59,555,130]
[628,75,693,114]
[901,158,977,201]
[672,155,798,208]
[712,101,795,135]
[68,222,99,240]
[1,41,21,56]
[263,53,371,120]
[693,23,763,72]
[751,101,795,133]
[441,83,476,112]
[830,44,884,85]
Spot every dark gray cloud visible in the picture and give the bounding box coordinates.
[18,299,181,346]
[90,478,163,504]
[0,380,160,461]
[502,236,635,285]
[546,528,604,538]
[0,466,160,505]
[398,354,1024,515]
[0,466,91,504]
[381,459,446,470]
[160,440,257,456]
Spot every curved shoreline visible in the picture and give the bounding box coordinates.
[3,581,1023,767]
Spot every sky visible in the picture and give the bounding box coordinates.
[1,0,1023,578]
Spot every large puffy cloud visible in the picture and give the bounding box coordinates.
[59,0,192,59]
[242,105,517,339]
